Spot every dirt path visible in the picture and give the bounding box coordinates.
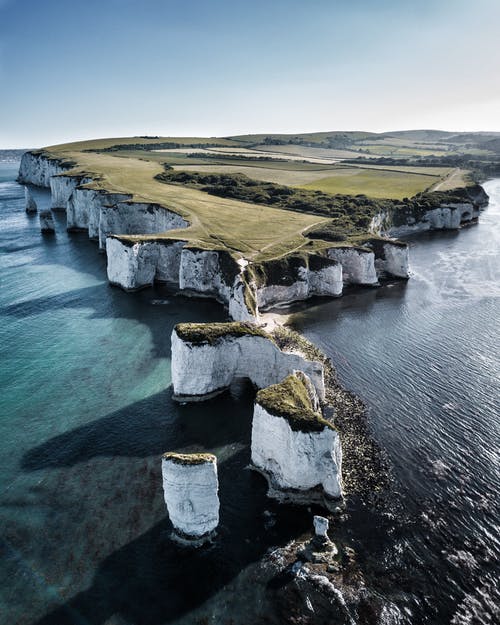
[431,168,467,191]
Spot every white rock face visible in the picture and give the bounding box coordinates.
[99,201,188,249]
[25,187,37,213]
[381,202,480,237]
[50,174,90,210]
[228,276,257,322]
[251,403,342,499]
[326,247,378,286]
[106,238,158,290]
[39,209,55,232]
[314,515,329,538]
[67,188,132,236]
[18,151,69,187]
[255,261,342,310]
[107,237,187,290]
[162,454,219,540]
[374,242,410,279]
[171,329,325,400]
[106,239,257,319]
[180,248,231,298]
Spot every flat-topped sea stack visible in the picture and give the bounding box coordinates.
[39,209,55,233]
[171,322,325,401]
[161,452,219,545]
[251,372,342,503]
[24,187,37,214]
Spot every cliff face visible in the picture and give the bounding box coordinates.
[100,201,188,249]
[250,255,342,311]
[50,174,92,210]
[325,247,378,286]
[18,151,71,187]
[251,405,342,499]
[363,239,410,279]
[251,372,342,501]
[371,185,489,237]
[106,239,257,320]
[161,453,219,541]
[171,325,325,400]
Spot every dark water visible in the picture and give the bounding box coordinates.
[290,179,500,624]
[0,160,312,625]
[1,157,499,625]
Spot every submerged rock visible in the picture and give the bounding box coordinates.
[39,209,55,233]
[161,452,219,545]
[25,187,37,213]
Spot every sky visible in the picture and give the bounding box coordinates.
[0,0,499,148]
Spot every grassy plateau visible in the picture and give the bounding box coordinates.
[39,130,496,262]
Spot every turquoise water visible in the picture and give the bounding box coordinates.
[0,161,313,625]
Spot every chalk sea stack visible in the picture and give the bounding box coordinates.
[39,209,55,233]
[251,372,342,503]
[161,452,219,545]
[25,187,37,213]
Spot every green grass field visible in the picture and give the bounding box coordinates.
[45,143,329,261]
[40,134,481,262]
[300,167,442,199]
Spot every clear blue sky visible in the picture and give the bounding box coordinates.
[1,0,499,148]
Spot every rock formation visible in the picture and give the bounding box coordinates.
[39,209,55,233]
[314,515,330,539]
[161,452,219,544]
[251,372,342,502]
[171,322,325,401]
[25,187,37,213]
[248,254,343,310]
[325,247,378,286]
[371,185,489,237]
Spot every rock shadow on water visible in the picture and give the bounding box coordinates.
[25,440,312,625]
[2,277,226,361]
[21,385,255,470]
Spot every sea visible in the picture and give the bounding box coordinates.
[0,154,498,625]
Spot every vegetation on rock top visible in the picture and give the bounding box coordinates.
[256,373,334,433]
[162,452,216,466]
[174,322,270,345]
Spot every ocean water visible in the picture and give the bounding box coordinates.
[1,157,499,625]
[0,160,312,625]
[290,178,500,624]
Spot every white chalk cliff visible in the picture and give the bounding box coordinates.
[325,247,378,286]
[251,372,342,500]
[161,452,219,541]
[171,323,325,401]
[370,185,489,238]
[373,241,409,279]
[252,255,343,310]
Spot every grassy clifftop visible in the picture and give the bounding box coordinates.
[38,133,492,264]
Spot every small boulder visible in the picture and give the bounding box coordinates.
[314,515,329,539]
